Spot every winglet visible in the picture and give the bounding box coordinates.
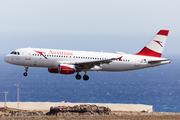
[135,30,169,58]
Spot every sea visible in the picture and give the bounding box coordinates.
[0,54,180,112]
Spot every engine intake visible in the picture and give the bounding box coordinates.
[59,64,76,74]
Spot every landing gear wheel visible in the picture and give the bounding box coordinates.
[83,75,89,81]
[75,73,81,80]
[23,72,28,76]
[23,66,28,76]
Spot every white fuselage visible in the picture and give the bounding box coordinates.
[4,48,170,72]
[3,30,171,80]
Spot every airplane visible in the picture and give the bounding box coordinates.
[4,30,171,81]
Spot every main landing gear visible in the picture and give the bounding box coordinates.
[75,72,89,81]
[23,67,28,76]
[75,73,81,80]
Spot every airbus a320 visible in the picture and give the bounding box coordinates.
[4,30,171,81]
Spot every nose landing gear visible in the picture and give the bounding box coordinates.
[23,67,28,76]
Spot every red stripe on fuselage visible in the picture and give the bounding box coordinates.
[134,47,162,57]
[34,50,43,55]
[157,30,169,36]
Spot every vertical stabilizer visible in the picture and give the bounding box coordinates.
[135,30,169,57]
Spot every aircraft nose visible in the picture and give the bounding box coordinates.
[4,55,10,63]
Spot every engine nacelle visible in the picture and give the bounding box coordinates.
[48,64,76,74]
[48,68,59,73]
[59,64,76,74]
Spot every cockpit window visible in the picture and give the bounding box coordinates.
[10,51,14,54]
[10,51,20,55]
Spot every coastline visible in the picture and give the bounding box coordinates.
[0,102,153,112]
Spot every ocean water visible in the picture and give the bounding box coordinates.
[0,54,180,112]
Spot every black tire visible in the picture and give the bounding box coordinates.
[23,72,28,76]
[75,74,81,80]
[83,75,89,81]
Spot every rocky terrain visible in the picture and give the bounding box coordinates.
[0,104,111,117]
[1,105,180,119]
[48,104,111,115]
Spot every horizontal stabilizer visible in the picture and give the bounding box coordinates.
[148,59,171,64]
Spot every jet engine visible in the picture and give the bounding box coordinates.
[48,68,59,73]
[59,64,76,74]
[48,64,76,74]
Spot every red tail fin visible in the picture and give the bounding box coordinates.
[135,30,169,57]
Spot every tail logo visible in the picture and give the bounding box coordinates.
[154,40,163,47]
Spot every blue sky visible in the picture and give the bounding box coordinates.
[0,0,180,56]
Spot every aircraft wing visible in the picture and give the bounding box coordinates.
[74,57,122,71]
[148,59,171,64]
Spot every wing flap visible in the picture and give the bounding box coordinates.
[75,57,121,71]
